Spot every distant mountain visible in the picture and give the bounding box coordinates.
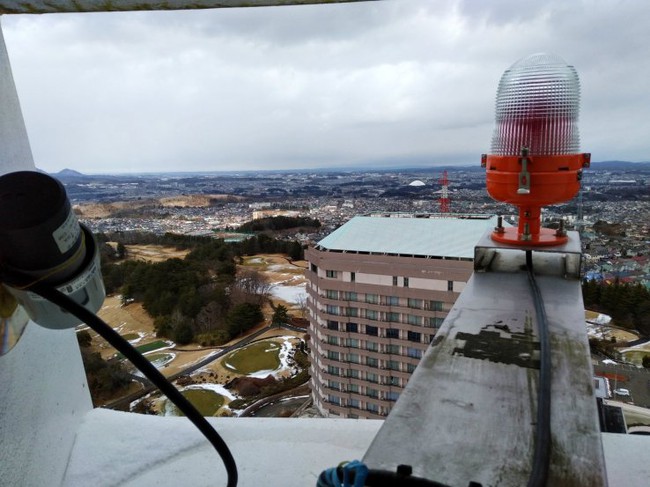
[54,168,87,178]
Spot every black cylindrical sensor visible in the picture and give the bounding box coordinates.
[0,171,86,285]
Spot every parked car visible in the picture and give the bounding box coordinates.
[614,388,630,397]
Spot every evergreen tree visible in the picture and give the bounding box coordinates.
[271,304,290,328]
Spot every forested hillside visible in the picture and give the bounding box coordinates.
[582,280,650,337]
[99,232,303,345]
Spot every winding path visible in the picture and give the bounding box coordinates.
[103,322,307,410]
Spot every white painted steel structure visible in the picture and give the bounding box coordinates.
[0,0,373,14]
[0,1,648,486]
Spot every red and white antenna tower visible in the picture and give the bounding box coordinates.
[439,170,450,213]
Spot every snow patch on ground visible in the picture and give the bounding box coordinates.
[271,283,306,305]
[184,383,237,400]
[268,263,296,272]
[587,313,612,325]
[127,332,146,345]
[247,336,300,379]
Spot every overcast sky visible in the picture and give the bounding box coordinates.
[2,0,649,174]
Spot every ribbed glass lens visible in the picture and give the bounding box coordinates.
[490,53,580,156]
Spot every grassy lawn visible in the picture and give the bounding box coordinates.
[620,349,650,366]
[137,340,171,354]
[146,352,175,368]
[116,340,171,359]
[585,310,602,320]
[222,340,282,375]
[167,389,226,417]
[121,333,140,341]
[625,411,650,427]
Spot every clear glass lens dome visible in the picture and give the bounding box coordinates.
[490,53,581,156]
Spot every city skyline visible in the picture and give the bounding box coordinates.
[3,0,650,174]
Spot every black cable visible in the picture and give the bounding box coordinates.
[29,283,238,487]
[525,250,552,487]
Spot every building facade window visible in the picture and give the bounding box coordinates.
[346,338,359,348]
[326,270,338,278]
[327,365,340,376]
[327,336,339,345]
[350,272,356,282]
[367,387,379,398]
[348,353,360,364]
[366,341,378,352]
[349,398,359,409]
[407,363,417,373]
[327,320,339,330]
[365,293,379,304]
[327,351,340,361]
[345,307,359,317]
[386,312,399,322]
[386,360,400,371]
[349,383,359,393]
[366,357,379,368]
[386,328,399,339]
[365,309,378,320]
[403,277,409,287]
[326,289,338,299]
[365,325,378,336]
[328,395,340,405]
[366,403,379,414]
[429,300,443,311]
[408,298,423,309]
[346,322,358,333]
[407,347,422,358]
[328,380,340,390]
[348,369,360,379]
[447,280,454,291]
[386,296,399,306]
[426,317,445,328]
[326,305,339,315]
[342,291,357,301]
[386,344,400,355]
[392,276,398,286]
[366,374,378,385]
[386,391,400,402]
[407,331,422,343]
[407,314,422,326]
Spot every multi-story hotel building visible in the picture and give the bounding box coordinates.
[306,214,498,419]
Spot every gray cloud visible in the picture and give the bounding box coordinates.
[2,0,649,173]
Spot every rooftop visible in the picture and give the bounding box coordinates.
[316,214,498,259]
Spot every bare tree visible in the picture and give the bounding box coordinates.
[296,292,309,318]
[230,269,272,306]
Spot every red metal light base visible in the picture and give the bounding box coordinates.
[491,227,568,247]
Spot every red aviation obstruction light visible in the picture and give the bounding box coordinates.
[481,53,590,246]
